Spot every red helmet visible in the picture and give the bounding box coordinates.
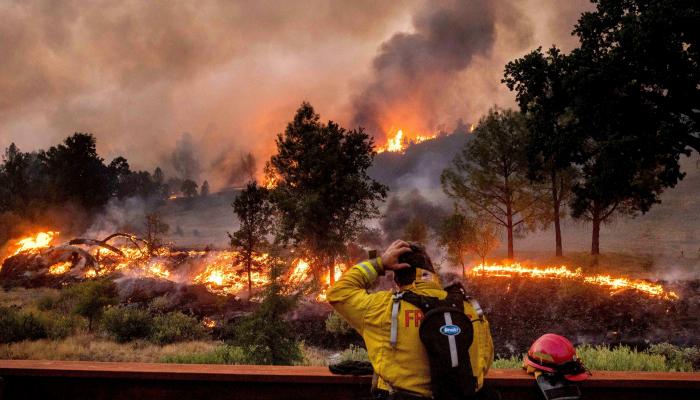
[525,334,589,381]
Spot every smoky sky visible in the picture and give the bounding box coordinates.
[0,0,591,188]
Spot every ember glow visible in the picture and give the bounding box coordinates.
[471,263,678,300]
[48,261,72,275]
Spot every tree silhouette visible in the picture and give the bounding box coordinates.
[504,47,577,257]
[442,108,544,259]
[229,181,273,298]
[267,102,387,284]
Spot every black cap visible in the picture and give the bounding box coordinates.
[394,242,433,285]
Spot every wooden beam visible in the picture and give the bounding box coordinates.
[1,360,699,400]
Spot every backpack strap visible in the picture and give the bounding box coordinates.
[467,297,484,318]
[390,292,404,348]
[401,291,441,312]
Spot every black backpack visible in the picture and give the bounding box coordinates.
[395,284,480,400]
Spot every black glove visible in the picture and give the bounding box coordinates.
[328,360,374,376]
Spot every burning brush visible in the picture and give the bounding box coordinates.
[471,262,678,300]
[0,230,345,300]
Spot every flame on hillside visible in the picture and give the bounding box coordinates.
[471,262,678,300]
[376,127,437,153]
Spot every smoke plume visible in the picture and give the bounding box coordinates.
[351,0,590,140]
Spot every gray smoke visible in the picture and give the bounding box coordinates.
[352,0,511,138]
[351,0,591,141]
[381,189,450,240]
[169,133,202,181]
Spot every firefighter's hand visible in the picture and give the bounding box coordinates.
[381,240,412,271]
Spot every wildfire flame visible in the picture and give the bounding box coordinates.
[7,232,677,302]
[376,128,437,153]
[11,231,58,256]
[471,262,678,300]
[202,317,216,329]
[48,261,71,275]
[263,176,278,189]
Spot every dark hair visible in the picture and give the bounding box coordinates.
[394,242,433,286]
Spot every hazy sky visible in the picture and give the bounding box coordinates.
[0,0,591,187]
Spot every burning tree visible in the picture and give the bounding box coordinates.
[144,213,169,255]
[441,108,545,259]
[267,102,387,284]
[229,181,273,298]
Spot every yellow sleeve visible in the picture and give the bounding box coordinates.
[326,257,384,335]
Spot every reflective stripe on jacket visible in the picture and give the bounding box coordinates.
[327,258,494,397]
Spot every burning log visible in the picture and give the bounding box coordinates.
[0,245,96,286]
[68,238,125,258]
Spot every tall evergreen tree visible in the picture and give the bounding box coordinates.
[441,108,544,259]
[267,102,387,283]
[229,181,273,298]
[504,47,578,257]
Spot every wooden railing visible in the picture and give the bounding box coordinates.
[1,360,699,400]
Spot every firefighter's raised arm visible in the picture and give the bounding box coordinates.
[326,240,411,333]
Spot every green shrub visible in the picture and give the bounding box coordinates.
[228,263,302,365]
[36,294,58,311]
[492,345,698,372]
[336,344,369,363]
[102,306,152,342]
[148,296,171,313]
[647,343,698,372]
[493,355,523,369]
[325,312,351,336]
[150,311,207,345]
[42,314,77,340]
[575,345,667,372]
[61,279,118,331]
[0,306,47,343]
[160,345,250,364]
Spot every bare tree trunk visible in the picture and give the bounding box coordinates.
[506,207,514,259]
[247,253,252,299]
[591,203,601,256]
[552,171,563,257]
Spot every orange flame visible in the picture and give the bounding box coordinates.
[471,262,678,300]
[48,261,71,275]
[11,231,58,256]
[376,127,437,153]
[202,317,216,329]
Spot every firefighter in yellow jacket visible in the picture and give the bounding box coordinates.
[327,240,494,399]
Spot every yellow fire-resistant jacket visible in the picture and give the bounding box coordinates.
[327,257,494,397]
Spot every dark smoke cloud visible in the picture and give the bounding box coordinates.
[351,0,591,140]
[352,0,500,137]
